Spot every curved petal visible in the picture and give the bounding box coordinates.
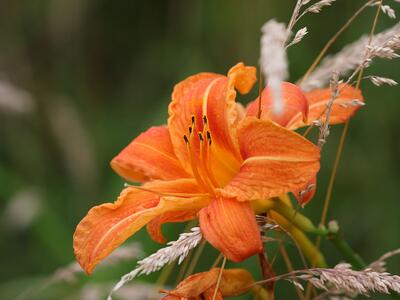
[220,117,320,201]
[199,197,262,262]
[168,63,257,186]
[147,210,198,243]
[111,126,189,183]
[228,62,257,94]
[235,102,246,122]
[161,268,253,298]
[73,179,206,274]
[246,82,308,128]
[293,176,317,206]
[288,84,365,130]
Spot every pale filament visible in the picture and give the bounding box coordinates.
[184,133,208,194]
[184,117,212,194]
[202,118,219,188]
[198,132,218,190]
[183,115,219,194]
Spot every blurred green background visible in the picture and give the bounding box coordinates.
[0,0,399,299]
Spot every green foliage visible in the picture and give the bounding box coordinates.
[0,0,399,299]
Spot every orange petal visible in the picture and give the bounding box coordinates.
[288,84,364,130]
[246,82,308,128]
[220,117,320,201]
[73,179,206,274]
[219,268,255,296]
[161,268,219,298]
[161,268,253,298]
[203,286,223,300]
[228,62,257,94]
[293,176,317,206]
[199,197,262,262]
[147,210,198,243]
[168,63,256,185]
[110,126,189,183]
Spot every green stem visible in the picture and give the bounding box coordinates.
[251,285,273,300]
[328,232,400,299]
[270,199,329,236]
[155,260,176,286]
[185,239,206,276]
[265,198,385,274]
[271,211,327,268]
[175,248,193,285]
[328,232,366,270]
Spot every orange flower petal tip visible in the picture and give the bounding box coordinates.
[228,62,257,94]
[73,179,207,274]
[73,188,159,274]
[293,176,317,206]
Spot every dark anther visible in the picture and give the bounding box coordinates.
[183,134,189,144]
[206,131,212,145]
[198,132,204,142]
[203,115,208,125]
[191,115,195,125]
[189,126,193,134]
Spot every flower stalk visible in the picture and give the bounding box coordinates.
[270,210,327,268]
[255,196,328,235]
[328,231,366,270]
[256,196,371,271]
[273,198,328,235]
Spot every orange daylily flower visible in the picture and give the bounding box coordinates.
[73,62,322,274]
[247,82,364,204]
[160,268,254,299]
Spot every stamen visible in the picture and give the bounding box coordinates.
[203,115,208,126]
[203,134,219,187]
[184,115,219,193]
[198,132,217,191]
[186,131,213,194]
[183,134,189,144]
[206,131,212,146]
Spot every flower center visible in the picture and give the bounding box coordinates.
[183,115,219,195]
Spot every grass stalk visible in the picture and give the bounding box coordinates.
[305,2,383,299]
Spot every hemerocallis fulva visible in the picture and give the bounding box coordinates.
[73,62,362,274]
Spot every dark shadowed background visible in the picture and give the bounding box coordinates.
[0,0,399,299]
